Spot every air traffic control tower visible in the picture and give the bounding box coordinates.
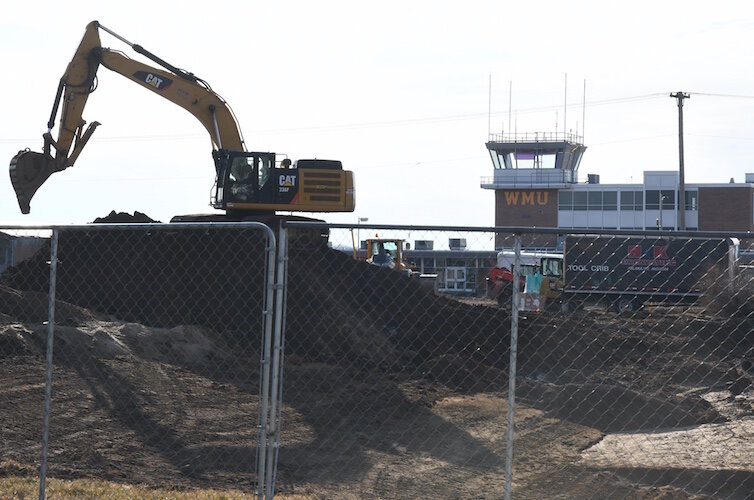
[480,131,587,248]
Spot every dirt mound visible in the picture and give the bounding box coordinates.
[0,284,99,325]
[92,210,161,223]
[0,220,517,373]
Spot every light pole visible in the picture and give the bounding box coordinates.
[659,194,666,230]
[357,217,368,260]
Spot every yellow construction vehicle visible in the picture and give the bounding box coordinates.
[486,249,564,310]
[364,238,412,272]
[9,21,355,217]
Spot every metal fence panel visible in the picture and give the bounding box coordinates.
[0,228,52,491]
[0,223,277,497]
[275,226,515,498]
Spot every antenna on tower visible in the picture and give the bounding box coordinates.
[564,73,568,139]
[582,79,586,142]
[487,74,492,137]
[508,81,512,139]
[555,110,559,137]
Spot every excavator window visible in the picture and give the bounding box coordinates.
[228,156,257,201]
[542,257,562,277]
[224,152,278,204]
[258,155,272,191]
[230,157,254,183]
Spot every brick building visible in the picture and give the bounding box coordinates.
[480,132,754,249]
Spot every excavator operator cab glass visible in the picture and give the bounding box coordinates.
[230,156,254,183]
[369,240,400,268]
[224,152,276,203]
[541,257,563,277]
[257,155,272,191]
[228,156,256,202]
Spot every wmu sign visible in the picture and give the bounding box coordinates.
[503,190,550,206]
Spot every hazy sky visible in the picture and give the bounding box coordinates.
[2,1,753,227]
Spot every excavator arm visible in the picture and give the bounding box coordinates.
[10,20,244,213]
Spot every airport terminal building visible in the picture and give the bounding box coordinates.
[480,132,754,249]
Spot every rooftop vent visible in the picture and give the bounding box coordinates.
[587,174,600,184]
[414,240,434,250]
[449,238,467,251]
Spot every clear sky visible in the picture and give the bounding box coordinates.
[2,1,753,227]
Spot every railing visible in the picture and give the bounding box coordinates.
[488,131,584,144]
[480,168,576,188]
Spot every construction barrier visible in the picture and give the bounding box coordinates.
[1,223,753,498]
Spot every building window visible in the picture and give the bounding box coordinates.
[685,190,698,211]
[573,191,588,211]
[645,190,659,209]
[588,191,602,210]
[620,191,643,211]
[419,258,435,274]
[662,190,675,209]
[561,190,617,211]
[646,190,675,210]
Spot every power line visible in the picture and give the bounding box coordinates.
[3,92,751,144]
[689,92,754,99]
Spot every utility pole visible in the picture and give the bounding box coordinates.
[670,92,690,230]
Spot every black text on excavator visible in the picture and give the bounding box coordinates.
[9,21,355,217]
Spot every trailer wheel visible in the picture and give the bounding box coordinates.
[616,297,634,313]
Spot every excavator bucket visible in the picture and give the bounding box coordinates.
[9,150,60,214]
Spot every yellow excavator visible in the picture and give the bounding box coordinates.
[9,21,355,218]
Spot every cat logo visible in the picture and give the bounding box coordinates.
[278,174,296,193]
[133,71,173,91]
[279,174,296,187]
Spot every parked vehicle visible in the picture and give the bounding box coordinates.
[486,249,564,308]
[561,235,739,313]
[360,238,438,290]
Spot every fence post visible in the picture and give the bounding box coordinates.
[264,223,288,499]
[257,229,277,498]
[38,229,59,500]
[504,234,521,500]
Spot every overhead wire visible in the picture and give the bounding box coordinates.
[2,91,752,144]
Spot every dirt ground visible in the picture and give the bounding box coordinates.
[2,218,754,498]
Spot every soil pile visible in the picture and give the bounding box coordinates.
[2,213,517,372]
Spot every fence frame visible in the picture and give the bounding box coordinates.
[24,222,279,500]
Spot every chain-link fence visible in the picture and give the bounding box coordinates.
[0,222,282,498]
[277,223,754,499]
[2,222,754,498]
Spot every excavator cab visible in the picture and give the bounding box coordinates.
[213,150,354,214]
[214,151,276,210]
[366,239,402,269]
